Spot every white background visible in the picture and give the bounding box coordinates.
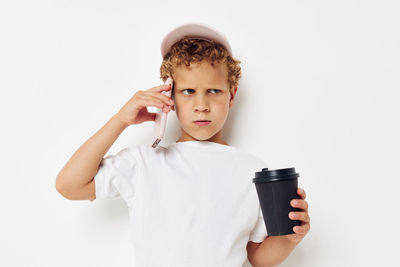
[0,0,399,266]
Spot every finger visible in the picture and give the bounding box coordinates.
[162,105,172,113]
[291,199,308,212]
[144,112,157,121]
[148,91,174,107]
[297,188,306,199]
[148,84,172,93]
[289,211,310,223]
[139,95,164,109]
[294,223,310,234]
[289,212,308,222]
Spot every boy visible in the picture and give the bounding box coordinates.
[56,23,310,267]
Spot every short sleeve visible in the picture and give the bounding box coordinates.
[248,155,269,242]
[249,205,268,243]
[91,146,141,203]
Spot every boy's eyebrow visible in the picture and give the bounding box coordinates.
[178,87,223,90]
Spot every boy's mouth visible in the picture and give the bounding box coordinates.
[193,120,211,126]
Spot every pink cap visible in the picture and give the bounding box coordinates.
[160,22,232,59]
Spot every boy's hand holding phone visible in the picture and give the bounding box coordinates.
[115,84,174,127]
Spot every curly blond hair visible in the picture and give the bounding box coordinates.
[159,37,241,92]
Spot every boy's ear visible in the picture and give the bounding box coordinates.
[229,87,238,107]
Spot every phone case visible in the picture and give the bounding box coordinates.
[151,77,173,148]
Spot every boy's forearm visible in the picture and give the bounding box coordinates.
[56,114,128,192]
[252,235,299,267]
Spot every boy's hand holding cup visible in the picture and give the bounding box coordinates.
[252,168,310,244]
[287,187,310,244]
[114,84,175,127]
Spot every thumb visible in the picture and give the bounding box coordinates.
[144,112,157,122]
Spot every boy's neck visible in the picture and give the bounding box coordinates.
[175,133,229,146]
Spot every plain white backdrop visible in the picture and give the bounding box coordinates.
[0,0,398,266]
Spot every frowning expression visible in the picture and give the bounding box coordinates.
[172,60,236,143]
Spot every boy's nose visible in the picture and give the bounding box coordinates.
[194,106,210,112]
[193,97,210,112]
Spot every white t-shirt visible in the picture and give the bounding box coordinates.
[93,140,268,267]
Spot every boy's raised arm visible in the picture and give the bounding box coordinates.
[55,84,174,200]
[55,115,128,200]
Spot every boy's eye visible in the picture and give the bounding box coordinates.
[209,89,220,94]
[182,89,221,95]
[182,89,194,95]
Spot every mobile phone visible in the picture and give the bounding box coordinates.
[151,77,173,148]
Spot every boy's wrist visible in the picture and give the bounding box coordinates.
[285,234,302,245]
[112,114,129,129]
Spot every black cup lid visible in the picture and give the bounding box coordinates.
[253,167,299,183]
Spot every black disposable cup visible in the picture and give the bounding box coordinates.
[252,167,302,236]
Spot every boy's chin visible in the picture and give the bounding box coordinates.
[188,131,220,142]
